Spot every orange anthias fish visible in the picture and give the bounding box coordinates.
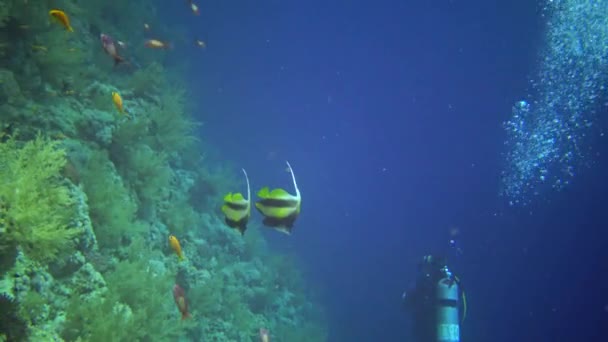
[259,328,270,342]
[173,284,190,320]
[112,91,125,113]
[49,9,73,32]
[169,234,184,261]
[145,39,171,49]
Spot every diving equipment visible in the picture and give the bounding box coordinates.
[436,266,460,342]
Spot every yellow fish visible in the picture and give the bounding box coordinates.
[169,235,184,261]
[221,169,251,235]
[49,9,73,32]
[145,39,171,49]
[111,91,123,113]
[255,161,302,235]
[111,91,131,119]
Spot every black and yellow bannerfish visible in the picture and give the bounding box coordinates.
[255,161,301,234]
[221,169,251,235]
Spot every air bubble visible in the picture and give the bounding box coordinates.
[500,0,607,205]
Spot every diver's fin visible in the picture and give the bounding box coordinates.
[255,161,301,234]
[221,168,251,235]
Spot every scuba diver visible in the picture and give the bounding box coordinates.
[401,254,467,342]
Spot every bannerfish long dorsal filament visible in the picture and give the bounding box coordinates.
[255,161,301,234]
[221,168,251,235]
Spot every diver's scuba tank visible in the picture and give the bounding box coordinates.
[436,266,460,342]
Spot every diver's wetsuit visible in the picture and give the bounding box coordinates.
[403,279,435,342]
[402,255,449,342]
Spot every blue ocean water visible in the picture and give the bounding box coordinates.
[172,0,607,340]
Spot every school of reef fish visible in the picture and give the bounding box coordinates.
[0,0,325,341]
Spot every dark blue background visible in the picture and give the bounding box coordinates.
[168,0,608,340]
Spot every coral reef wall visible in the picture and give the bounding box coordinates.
[0,0,327,341]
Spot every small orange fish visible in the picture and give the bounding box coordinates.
[112,92,131,118]
[49,9,73,32]
[145,39,171,49]
[169,234,184,261]
[194,39,206,49]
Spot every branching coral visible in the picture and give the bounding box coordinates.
[109,121,172,214]
[189,273,259,340]
[125,144,172,208]
[158,170,200,237]
[62,239,189,342]
[189,163,239,212]
[106,86,198,218]
[127,62,166,97]
[62,291,138,342]
[110,117,150,152]
[222,286,258,336]
[0,134,81,262]
[31,31,89,90]
[0,294,27,342]
[80,149,141,248]
[159,197,200,237]
[148,86,200,154]
[274,320,329,342]
[188,272,223,317]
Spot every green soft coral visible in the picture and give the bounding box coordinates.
[0,134,81,262]
[62,238,188,342]
[80,149,140,248]
[148,86,200,154]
